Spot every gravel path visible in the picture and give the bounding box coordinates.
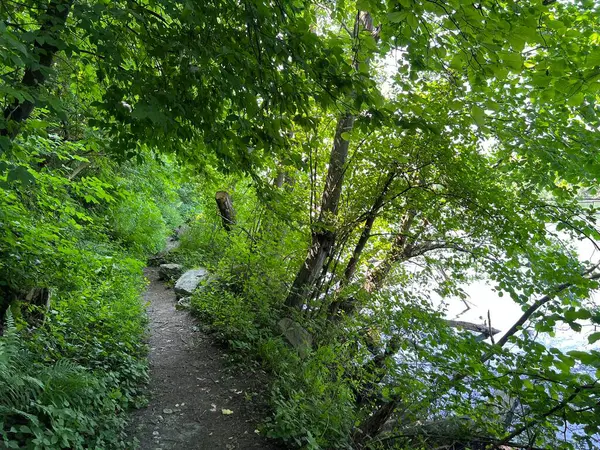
[129,267,281,450]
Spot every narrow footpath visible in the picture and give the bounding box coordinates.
[129,267,281,450]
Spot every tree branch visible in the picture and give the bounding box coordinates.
[492,387,584,449]
[493,271,600,350]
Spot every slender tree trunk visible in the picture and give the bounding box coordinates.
[327,210,417,318]
[327,171,396,317]
[354,398,401,448]
[1,0,73,138]
[274,168,285,188]
[364,210,416,293]
[285,12,378,309]
[285,113,354,308]
[344,171,397,283]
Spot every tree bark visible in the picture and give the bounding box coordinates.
[364,210,417,294]
[215,191,236,231]
[1,0,73,138]
[354,398,401,448]
[274,169,285,188]
[446,319,501,338]
[326,211,417,319]
[344,170,397,283]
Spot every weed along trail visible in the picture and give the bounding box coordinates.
[129,267,280,450]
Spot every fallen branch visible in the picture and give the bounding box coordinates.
[446,319,501,338]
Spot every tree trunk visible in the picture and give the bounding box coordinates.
[327,211,416,319]
[364,210,416,293]
[285,113,354,309]
[215,191,236,231]
[274,169,285,188]
[354,398,401,448]
[1,0,73,138]
[273,167,295,188]
[344,171,397,283]
[285,12,378,310]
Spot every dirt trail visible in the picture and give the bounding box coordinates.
[129,267,281,450]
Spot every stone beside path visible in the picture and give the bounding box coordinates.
[129,267,281,450]
[174,268,208,298]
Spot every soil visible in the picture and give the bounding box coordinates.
[129,267,283,450]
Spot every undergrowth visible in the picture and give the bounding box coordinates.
[191,276,357,449]
[0,134,200,449]
[0,312,136,449]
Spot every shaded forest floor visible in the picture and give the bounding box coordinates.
[128,267,281,450]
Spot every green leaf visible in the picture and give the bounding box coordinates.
[569,322,582,332]
[406,13,418,29]
[540,88,555,103]
[356,0,372,10]
[587,49,600,67]
[567,92,585,107]
[565,308,591,321]
[449,53,464,71]
[499,51,523,71]
[7,166,35,185]
[568,350,600,366]
[471,105,486,126]
[588,332,600,344]
[387,12,406,23]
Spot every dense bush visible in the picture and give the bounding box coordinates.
[190,281,357,450]
[109,193,168,255]
[0,313,136,449]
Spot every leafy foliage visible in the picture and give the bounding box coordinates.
[3,0,600,449]
[0,132,198,448]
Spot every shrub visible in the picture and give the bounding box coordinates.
[260,339,356,449]
[109,193,168,255]
[190,280,357,449]
[184,205,358,449]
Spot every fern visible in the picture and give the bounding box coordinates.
[0,311,21,365]
[39,359,95,406]
[0,313,43,410]
[0,312,110,449]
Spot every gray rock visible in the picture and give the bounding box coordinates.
[174,269,208,298]
[278,318,313,357]
[148,238,180,266]
[159,263,183,281]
